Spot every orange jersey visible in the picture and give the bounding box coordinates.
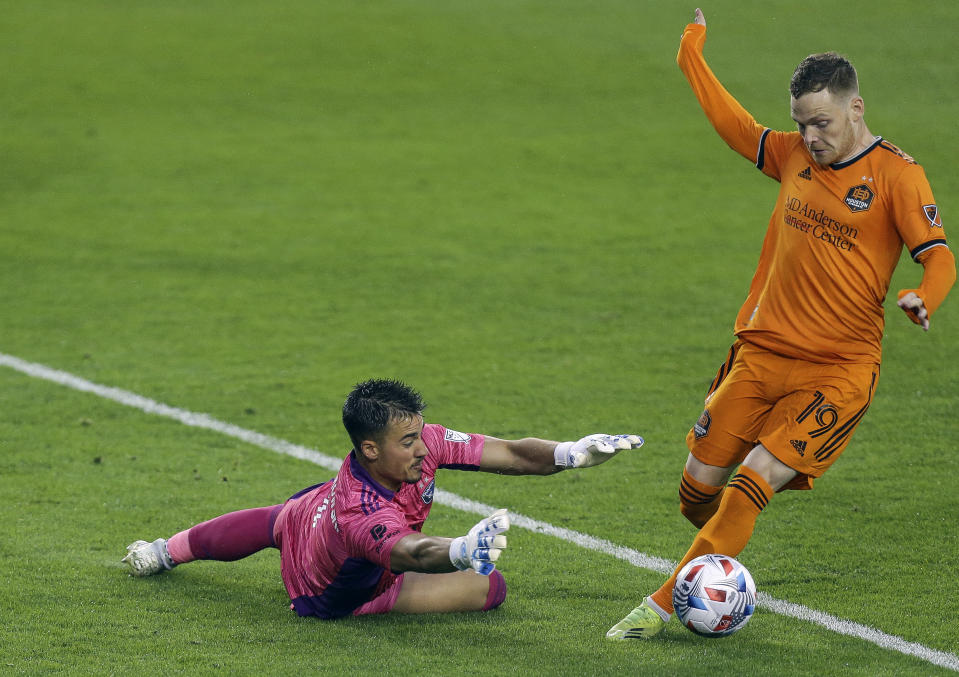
[677,24,954,363]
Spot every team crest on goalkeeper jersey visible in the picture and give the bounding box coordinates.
[923,204,942,228]
[444,429,471,443]
[421,479,435,504]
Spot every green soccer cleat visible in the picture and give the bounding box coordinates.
[606,597,669,640]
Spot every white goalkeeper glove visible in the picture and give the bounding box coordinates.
[449,508,509,576]
[553,433,644,469]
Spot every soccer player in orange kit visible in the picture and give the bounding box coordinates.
[607,8,955,639]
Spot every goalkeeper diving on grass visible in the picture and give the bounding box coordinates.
[122,378,643,619]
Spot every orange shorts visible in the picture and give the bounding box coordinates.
[686,340,879,489]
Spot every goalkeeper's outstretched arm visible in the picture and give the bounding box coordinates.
[479,434,644,475]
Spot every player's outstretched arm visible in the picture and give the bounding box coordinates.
[479,434,644,475]
[389,510,509,576]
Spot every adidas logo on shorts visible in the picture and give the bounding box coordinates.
[790,439,807,455]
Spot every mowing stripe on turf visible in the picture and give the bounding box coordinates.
[2,351,957,673]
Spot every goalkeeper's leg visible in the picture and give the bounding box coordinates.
[166,505,283,564]
[387,570,507,614]
[124,506,283,576]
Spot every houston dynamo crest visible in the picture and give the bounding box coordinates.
[694,410,712,439]
[843,184,874,212]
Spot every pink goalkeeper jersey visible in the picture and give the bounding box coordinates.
[272,423,485,619]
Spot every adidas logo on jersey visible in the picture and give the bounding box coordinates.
[790,439,807,455]
[798,166,812,180]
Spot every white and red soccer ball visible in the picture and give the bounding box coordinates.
[673,554,757,637]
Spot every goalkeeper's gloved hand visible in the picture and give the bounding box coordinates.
[449,508,509,576]
[553,433,644,469]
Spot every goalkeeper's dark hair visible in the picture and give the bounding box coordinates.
[790,52,859,99]
[342,378,426,449]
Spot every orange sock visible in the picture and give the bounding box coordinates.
[678,468,725,528]
[651,465,772,614]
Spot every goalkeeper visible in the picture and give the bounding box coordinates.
[122,378,643,620]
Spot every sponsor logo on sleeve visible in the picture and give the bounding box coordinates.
[923,204,942,228]
[373,528,403,554]
[843,184,874,212]
[444,429,471,443]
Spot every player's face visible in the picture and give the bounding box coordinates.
[790,88,863,166]
[369,414,428,490]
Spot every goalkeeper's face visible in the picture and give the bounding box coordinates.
[364,414,428,491]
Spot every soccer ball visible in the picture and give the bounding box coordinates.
[673,554,756,637]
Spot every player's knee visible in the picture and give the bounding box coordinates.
[679,500,711,529]
[482,569,507,611]
[678,467,725,528]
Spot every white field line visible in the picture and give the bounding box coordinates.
[2,351,957,672]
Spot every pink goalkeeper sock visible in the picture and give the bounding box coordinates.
[483,569,507,611]
[166,505,283,564]
[166,530,195,564]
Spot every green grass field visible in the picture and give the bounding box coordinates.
[2,1,957,674]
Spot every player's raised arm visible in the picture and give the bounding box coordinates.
[479,434,644,475]
[676,7,767,163]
